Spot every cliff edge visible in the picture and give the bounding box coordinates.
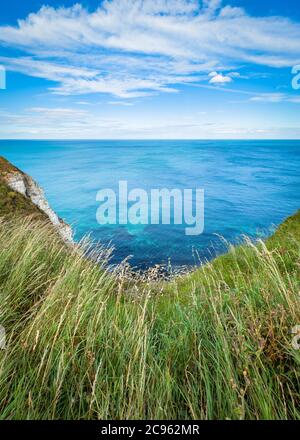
[0,156,73,243]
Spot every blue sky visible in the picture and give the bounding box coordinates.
[0,0,300,139]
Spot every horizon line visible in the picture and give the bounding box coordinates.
[1,138,300,142]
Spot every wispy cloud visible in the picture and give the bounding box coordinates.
[0,106,128,137]
[250,93,300,103]
[0,0,300,98]
[108,101,135,106]
[1,105,300,140]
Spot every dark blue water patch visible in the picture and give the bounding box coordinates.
[0,139,299,269]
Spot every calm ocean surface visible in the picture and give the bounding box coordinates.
[1,140,300,269]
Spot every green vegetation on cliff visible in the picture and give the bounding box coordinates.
[0,157,46,220]
[0,208,299,420]
[0,180,46,220]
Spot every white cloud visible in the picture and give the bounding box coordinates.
[209,72,232,84]
[219,5,245,18]
[0,0,300,97]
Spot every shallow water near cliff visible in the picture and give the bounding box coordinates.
[1,140,300,269]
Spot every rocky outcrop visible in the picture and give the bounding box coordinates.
[0,157,73,243]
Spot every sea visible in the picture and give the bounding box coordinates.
[1,140,299,269]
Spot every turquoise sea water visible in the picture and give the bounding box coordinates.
[1,140,300,269]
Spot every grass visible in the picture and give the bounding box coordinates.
[0,210,299,420]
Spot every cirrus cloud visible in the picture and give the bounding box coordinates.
[0,0,300,98]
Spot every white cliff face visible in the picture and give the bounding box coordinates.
[6,171,73,244]
[6,173,27,196]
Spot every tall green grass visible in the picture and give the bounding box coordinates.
[0,213,299,420]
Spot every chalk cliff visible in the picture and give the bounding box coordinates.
[0,156,73,243]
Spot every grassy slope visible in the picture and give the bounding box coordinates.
[0,205,299,419]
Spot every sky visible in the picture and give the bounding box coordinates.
[0,0,300,139]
